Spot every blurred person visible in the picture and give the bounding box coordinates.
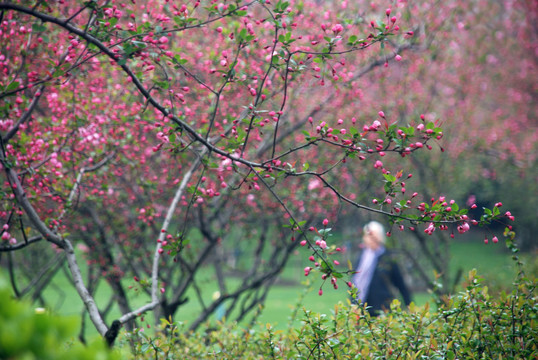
[351,221,412,315]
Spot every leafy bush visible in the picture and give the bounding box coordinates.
[1,243,535,359]
[0,275,119,360]
[126,244,536,359]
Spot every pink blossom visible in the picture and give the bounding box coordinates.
[457,222,470,234]
[374,160,383,169]
[308,178,321,190]
[331,24,344,34]
[424,222,435,235]
[370,120,382,131]
[159,36,169,44]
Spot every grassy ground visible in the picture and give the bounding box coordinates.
[28,238,534,338]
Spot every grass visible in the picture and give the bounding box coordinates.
[16,238,534,339]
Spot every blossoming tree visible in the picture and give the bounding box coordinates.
[1,0,530,340]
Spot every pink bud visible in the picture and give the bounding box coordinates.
[322,218,329,226]
[385,8,391,16]
[300,240,307,246]
[495,202,502,208]
[492,236,499,244]
[378,111,385,118]
[395,54,402,62]
[333,260,340,265]
[318,289,323,296]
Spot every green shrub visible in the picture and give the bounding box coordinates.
[0,275,119,360]
[126,250,537,359]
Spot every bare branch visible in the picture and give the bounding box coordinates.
[119,158,202,324]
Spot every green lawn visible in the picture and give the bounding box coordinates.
[24,238,534,338]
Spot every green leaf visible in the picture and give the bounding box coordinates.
[32,23,47,32]
[6,81,20,92]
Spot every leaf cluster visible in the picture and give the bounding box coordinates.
[0,274,120,360]
[126,259,536,359]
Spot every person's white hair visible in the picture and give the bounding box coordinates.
[363,221,386,244]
